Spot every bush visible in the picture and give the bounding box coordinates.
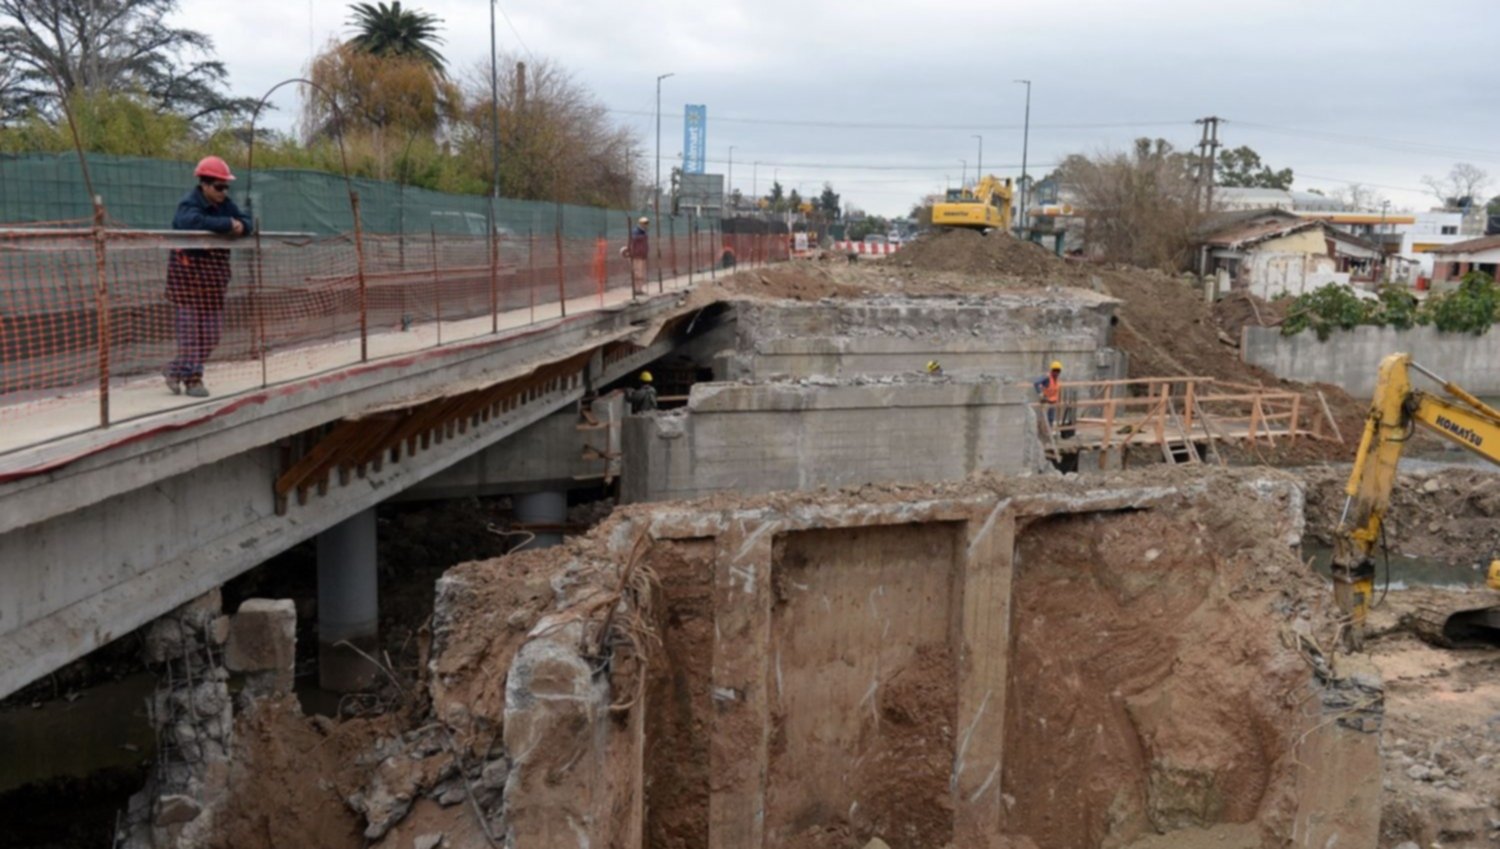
[1281,273,1498,339]
[1423,271,1500,335]
[1282,284,1372,341]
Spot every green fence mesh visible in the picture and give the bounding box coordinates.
[0,152,636,238]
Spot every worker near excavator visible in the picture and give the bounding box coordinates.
[626,370,658,413]
[1033,360,1063,425]
[926,360,944,376]
[164,156,253,398]
[622,216,650,297]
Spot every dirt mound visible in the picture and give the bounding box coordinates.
[1302,465,1500,566]
[1213,291,1287,342]
[897,228,1076,278]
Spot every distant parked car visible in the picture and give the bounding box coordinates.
[862,234,887,245]
[887,231,904,246]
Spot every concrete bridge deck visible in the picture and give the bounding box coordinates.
[0,267,719,699]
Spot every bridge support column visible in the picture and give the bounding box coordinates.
[513,490,567,550]
[317,508,379,692]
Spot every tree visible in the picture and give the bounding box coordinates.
[1216,145,1293,189]
[767,180,785,212]
[0,0,251,120]
[347,1,446,75]
[304,44,458,144]
[818,183,841,219]
[787,188,802,213]
[452,55,638,207]
[1328,182,1386,212]
[1057,137,1205,269]
[1422,163,1490,210]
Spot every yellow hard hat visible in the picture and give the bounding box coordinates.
[640,370,653,383]
[926,360,942,373]
[1488,559,1500,591]
[1050,360,1063,371]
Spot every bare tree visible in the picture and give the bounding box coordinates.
[1421,163,1490,209]
[1328,182,1387,212]
[0,0,251,119]
[456,54,639,207]
[1058,138,1206,270]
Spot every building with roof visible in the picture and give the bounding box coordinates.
[1197,213,1382,298]
[1430,234,1500,287]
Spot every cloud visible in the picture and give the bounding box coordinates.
[173,0,1500,216]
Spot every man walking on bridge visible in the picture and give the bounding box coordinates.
[624,216,650,298]
[164,156,253,398]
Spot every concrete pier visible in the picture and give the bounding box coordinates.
[513,491,568,550]
[316,509,379,692]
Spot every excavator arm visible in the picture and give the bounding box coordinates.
[1333,353,1500,647]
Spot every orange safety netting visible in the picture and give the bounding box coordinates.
[0,219,772,453]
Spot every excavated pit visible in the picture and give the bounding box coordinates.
[215,468,1378,849]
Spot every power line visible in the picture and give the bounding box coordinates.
[699,155,1060,173]
[604,107,1190,133]
[1233,121,1500,164]
[492,1,536,62]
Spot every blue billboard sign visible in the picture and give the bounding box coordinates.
[683,104,707,175]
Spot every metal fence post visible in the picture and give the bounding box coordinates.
[90,197,110,427]
[252,215,268,387]
[489,213,500,334]
[554,203,567,318]
[350,191,369,362]
[528,227,537,324]
[688,213,695,287]
[430,226,442,347]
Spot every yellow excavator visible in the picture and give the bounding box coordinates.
[931,175,1014,231]
[1334,352,1500,649]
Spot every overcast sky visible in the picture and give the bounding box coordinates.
[175,0,1500,217]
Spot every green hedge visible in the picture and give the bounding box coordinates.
[1282,272,1500,341]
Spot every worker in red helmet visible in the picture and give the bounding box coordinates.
[163,156,253,397]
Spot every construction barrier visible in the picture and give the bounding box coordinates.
[831,241,904,255]
[0,214,780,454]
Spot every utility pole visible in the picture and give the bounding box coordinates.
[727,145,736,212]
[1014,80,1032,236]
[1195,115,1224,213]
[752,161,760,207]
[972,134,983,182]
[959,159,967,190]
[654,72,674,286]
[1193,119,1212,212]
[489,1,500,202]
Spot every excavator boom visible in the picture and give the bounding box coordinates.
[1334,353,1500,648]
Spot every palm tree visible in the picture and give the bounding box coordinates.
[347,2,447,75]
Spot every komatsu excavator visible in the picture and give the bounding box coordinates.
[1334,352,1500,649]
[931,175,1014,232]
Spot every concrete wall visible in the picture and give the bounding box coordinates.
[1242,324,1500,398]
[620,378,1041,503]
[724,294,1124,383]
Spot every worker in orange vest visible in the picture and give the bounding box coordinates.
[1032,360,1063,426]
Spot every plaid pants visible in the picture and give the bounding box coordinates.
[166,305,223,380]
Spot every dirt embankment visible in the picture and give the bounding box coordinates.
[1302,465,1500,565]
[1366,596,1500,847]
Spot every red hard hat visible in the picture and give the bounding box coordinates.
[193,156,235,182]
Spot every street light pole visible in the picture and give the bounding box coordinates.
[1014,79,1032,236]
[752,161,760,206]
[727,145,736,211]
[973,134,983,183]
[654,72,674,285]
[959,159,967,190]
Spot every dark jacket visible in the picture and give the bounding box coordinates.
[627,225,649,259]
[166,188,253,308]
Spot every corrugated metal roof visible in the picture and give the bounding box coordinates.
[1201,216,1321,249]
